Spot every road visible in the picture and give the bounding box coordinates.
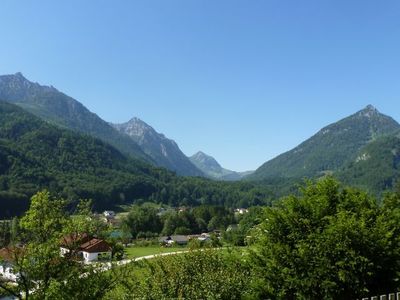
[93,249,194,272]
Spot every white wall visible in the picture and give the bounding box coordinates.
[82,251,98,262]
[60,247,70,256]
[81,251,111,263]
[0,264,18,282]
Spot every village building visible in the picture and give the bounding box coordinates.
[0,248,19,282]
[60,234,111,263]
[159,235,189,246]
[79,238,112,262]
[188,233,211,242]
[226,224,239,232]
[234,208,249,215]
[103,210,116,219]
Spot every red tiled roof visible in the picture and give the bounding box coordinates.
[61,233,91,248]
[79,239,111,253]
[0,247,25,263]
[0,248,13,262]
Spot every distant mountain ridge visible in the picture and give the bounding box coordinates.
[3,72,400,193]
[112,117,204,177]
[190,151,253,180]
[0,73,150,161]
[0,101,273,217]
[0,101,164,217]
[248,105,400,181]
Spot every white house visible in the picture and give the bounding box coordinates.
[60,235,111,263]
[198,233,211,242]
[234,208,249,215]
[0,262,17,282]
[103,211,116,219]
[79,238,112,263]
[0,248,19,282]
[159,235,189,246]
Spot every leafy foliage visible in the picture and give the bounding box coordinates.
[123,204,163,239]
[223,206,265,246]
[250,178,400,299]
[0,101,160,216]
[122,204,236,238]
[106,249,252,300]
[0,190,123,300]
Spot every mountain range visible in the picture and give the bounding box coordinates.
[112,118,204,177]
[248,105,400,193]
[1,72,400,198]
[190,151,253,180]
[0,100,271,217]
[0,73,150,162]
[0,100,160,216]
[0,73,247,178]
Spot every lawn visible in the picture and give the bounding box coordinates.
[125,246,187,258]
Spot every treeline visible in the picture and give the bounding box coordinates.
[0,101,160,216]
[0,101,275,217]
[0,218,18,248]
[122,204,236,239]
[2,178,400,299]
[121,203,265,247]
[106,178,400,299]
[149,176,275,208]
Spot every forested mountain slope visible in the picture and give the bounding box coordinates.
[0,101,273,217]
[0,73,150,161]
[248,105,400,180]
[338,133,400,193]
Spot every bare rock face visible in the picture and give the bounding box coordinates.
[113,118,204,177]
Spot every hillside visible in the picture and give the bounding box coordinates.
[248,105,400,180]
[0,73,150,161]
[338,133,400,193]
[0,101,165,216]
[0,101,273,217]
[112,118,204,176]
[190,151,253,180]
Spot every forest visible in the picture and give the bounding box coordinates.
[0,101,275,217]
[1,178,399,299]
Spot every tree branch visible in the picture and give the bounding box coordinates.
[0,280,22,300]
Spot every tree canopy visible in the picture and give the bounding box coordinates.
[250,177,400,299]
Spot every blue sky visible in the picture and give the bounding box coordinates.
[1,1,400,171]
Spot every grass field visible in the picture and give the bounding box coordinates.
[125,246,187,258]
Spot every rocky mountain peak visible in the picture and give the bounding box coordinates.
[14,72,26,79]
[112,118,204,176]
[191,151,222,169]
[192,151,209,159]
[357,104,379,118]
[115,117,167,141]
[190,151,251,181]
[127,116,143,125]
[0,73,57,96]
[0,72,31,87]
[364,104,377,111]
